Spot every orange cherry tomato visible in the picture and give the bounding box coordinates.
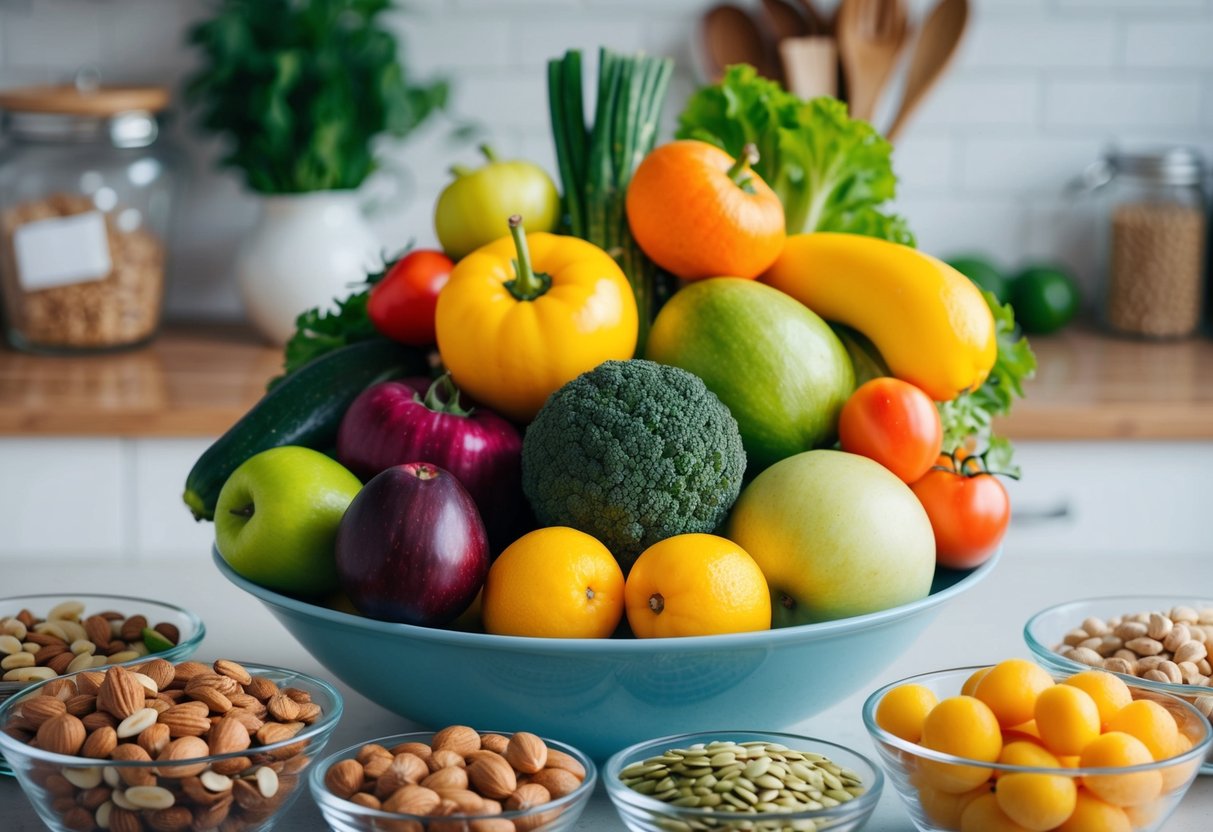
[625,140,785,281]
[911,456,1010,569]
[369,249,454,346]
[839,378,943,483]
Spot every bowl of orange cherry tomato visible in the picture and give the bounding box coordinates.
[862,660,1210,831]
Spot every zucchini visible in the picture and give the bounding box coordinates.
[183,339,426,520]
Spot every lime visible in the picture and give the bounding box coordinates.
[946,255,1008,304]
[1011,265,1080,334]
[141,627,174,653]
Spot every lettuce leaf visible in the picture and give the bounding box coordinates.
[676,65,913,245]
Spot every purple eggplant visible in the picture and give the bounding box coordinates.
[335,462,489,626]
[337,374,530,552]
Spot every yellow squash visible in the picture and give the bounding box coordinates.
[762,233,997,401]
[435,216,638,422]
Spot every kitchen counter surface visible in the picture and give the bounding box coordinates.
[3,553,1212,830]
[2,324,1213,440]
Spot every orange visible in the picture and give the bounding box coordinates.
[1035,684,1101,757]
[624,534,770,638]
[918,696,1003,793]
[1105,700,1180,761]
[482,527,624,638]
[1079,732,1162,807]
[974,658,1056,728]
[994,743,1076,830]
[961,666,992,697]
[1063,670,1133,730]
[625,140,785,281]
[876,683,939,743]
[1056,789,1131,832]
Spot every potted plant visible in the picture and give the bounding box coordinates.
[186,0,446,344]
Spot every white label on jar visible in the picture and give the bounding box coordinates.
[13,211,113,291]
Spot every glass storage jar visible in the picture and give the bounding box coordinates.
[1074,147,1207,339]
[0,84,178,353]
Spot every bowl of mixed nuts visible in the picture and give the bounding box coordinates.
[604,731,882,832]
[0,657,343,832]
[309,725,597,831]
[1024,595,1213,774]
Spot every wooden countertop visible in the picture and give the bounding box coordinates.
[1,324,1211,440]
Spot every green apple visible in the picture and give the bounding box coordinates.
[215,446,362,597]
[727,449,935,626]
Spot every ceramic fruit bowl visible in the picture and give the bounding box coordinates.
[0,661,342,832]
[862,666,1211,832]
[605,730,883,831]
[214,546,1001,760]
[1024,595,1213,775]
[309,729,596,831]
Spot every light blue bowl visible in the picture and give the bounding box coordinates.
[214,547,1000,760]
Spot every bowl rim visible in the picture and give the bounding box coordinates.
[0,592,207,691]
[603,729,884,822]
[212,545,1001,651]
[308,729,598,821]
[1024,595,1213,699]
[861,664,1213,776]
[0,661,344,768]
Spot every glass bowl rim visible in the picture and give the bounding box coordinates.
[214,545,1001,650]
[0,592,207,692]
[308,729,598,821]
[0,660,343,767]
[1024,594,1213,699]
[861,664,1213,776]
[603,729,884,822]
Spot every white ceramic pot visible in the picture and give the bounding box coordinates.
[236,191,383,344]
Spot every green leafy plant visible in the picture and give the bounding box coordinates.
[186,0,447,193]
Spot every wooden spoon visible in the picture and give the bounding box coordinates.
[886,0,969,142]
[795,0,833,35]
[701,3,780,81]
[762,0,810,41]
[836,0,910,123]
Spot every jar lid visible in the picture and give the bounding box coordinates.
[0,84,169,117]
[1110,147,1204,186]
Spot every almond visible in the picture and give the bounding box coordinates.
[382,784,441,815]
[19,695,66,728]
[97,666,145,719]
[119,615,147,643]
[362,753,392,779]
[504,732,547,774]
[182,775,233,806]
[153,622,180,645]
[432,724,480,757]
[469,820,514,832]
[295,702,323,724]
[428,749,466,772]
[543,748,586,781]
[61,807,95,832]
[158,705,212,738]
[208,716,251,756]
[418,764,468,794]
[467,754,516,799]
[210,754,253,777]
[187,673,240,697]
[232,777,272,812]
[44,678,79,701]
[110,743,156,787]
[190,793,234,828]
[506,782,551,811]
[350,792,381,810]
[146,806,192,832]
[358,743,393,763]
[266,692,301,722]
[171,661,211,686]
[77,784,112,810]
[324,758,365,799]
[213,659,252,686]
[81,711,117,733]
[84,615,112,647]
[227,692,264,713]
[138,659,176,691]
[137,722,172,756]
[35,712,85,756]
[64,693,97,717]
[391,741,433,762]
[256,720,303,745]
[156,735,210,778]
[188,685,233,714]
[243,675,279,702]
[75,671,105,696]
[226,708,265,733]
[81,725,118,759]
[281,686,312,704]
[479,734,509,755]
[529,767,581,798]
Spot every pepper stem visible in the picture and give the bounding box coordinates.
[420,373,473,417]
[504,215,552,301]
[727,143,760,193]
[479,144,499,163]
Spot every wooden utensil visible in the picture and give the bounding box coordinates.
[886,0,969,142]
[762,0,810,41]
[836,0,910,123]
[780,37,839,99]
[795,0,833,34]
[700,3,780,81]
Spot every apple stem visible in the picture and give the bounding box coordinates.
[420,373,473,417]
[229,503,255,518]
[648,593,665,615]
[780,594,796,611]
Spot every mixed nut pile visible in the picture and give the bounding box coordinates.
[1,600,181,684]
[1,657,323,832]
[322,725,588,830]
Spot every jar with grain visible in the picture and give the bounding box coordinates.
[0,83,179,353]
[1077,147,1208,339]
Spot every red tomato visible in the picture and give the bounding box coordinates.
[368,250,454,346]
[838,377,943,483]
[911,463,1010,569]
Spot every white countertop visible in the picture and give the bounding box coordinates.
[3,553,1212,831]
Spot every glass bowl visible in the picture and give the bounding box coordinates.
[0,661,342,832]
[214,545,1000,760]
[309,730,597,831]
[604,730,883,831]
[1024,595,1213,775]
[862,666,1212,832]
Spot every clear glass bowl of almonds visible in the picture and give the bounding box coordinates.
[604,731,883,832]
[0,658,343,832]
[309,727,598,831]
[1024,595,1213,775]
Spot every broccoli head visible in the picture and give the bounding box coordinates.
[521,359,747,571]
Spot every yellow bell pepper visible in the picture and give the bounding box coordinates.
[435,216,638,423]
[762,233,997,401]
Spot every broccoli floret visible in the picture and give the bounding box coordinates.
[521,359,747,571]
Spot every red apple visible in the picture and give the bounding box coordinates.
[335,462,489,626]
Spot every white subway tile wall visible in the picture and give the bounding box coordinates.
[1,0,1208,316]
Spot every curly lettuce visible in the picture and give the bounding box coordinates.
[676,65,913,245]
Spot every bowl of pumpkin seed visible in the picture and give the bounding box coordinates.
[605,730,883,831]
